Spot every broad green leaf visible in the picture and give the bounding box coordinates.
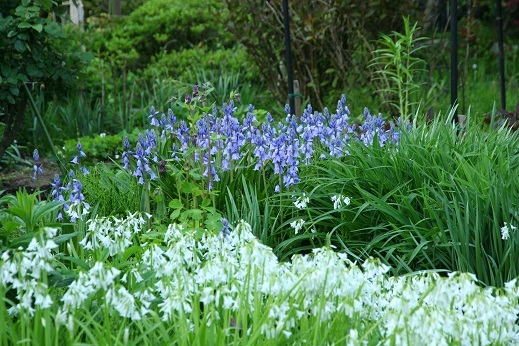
[9,86,19,96]
[18,21,32,29]
[32,23,43,32]
[168,199,183,209]
[14,39,26,52]
[169,209,181,220]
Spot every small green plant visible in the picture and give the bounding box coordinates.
[0,190,63,251]
[370,17,427,120]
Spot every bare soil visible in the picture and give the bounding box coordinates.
[0,159,61,196]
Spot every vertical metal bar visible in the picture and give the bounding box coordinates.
[496,0,506,109]
[450,0,458,123]
[283,0,295,115]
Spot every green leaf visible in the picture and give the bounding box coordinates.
[169,208,181,220]
[122,245,142,262]
[168,199,183,209]
[27,6,41,13]
[9,232,36,249]
[26,64,40,76]
[53,231,78,245]
[55,277,75,288]
[32,24,43,33]
[7,31,17,38]
[78,51,94,61]
[18,22,32,29]
[185,208,203,221]
[37,0,54,11]
[54,254,91,270]
[44,22,61,37]
[9,86,19,96]
[14,39,26,52]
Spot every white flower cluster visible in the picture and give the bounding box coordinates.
[293,193,309,210]
[290,219,305,234]
[79,212,147,256]
[0,228,58,316]
[62,217,519,343]
[57,262,153,329]
[501,222,517,240]
[2,216,519,344]
[331,194,351,210]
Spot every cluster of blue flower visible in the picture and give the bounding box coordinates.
[122,94,406,193]
[48,142,90,222]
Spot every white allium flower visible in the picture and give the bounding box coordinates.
[331,194,351,210]
[290,219,305,234]
[293,193,309,210]
[501,222,516,240]
[81,212,146,256]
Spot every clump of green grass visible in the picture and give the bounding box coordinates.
[292,108,519,287]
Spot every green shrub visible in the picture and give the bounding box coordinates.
[57,131,139,165]
[143,46,257,83]
[88,0,234,72]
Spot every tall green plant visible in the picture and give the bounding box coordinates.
[294,109,519,286]
[370,17,427,120]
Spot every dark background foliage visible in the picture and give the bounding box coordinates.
[222,0,420,109]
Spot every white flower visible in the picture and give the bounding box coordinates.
[501,222,516,240]
[331,194,351,210]
[290,219,305,234]
[294,193,309,210]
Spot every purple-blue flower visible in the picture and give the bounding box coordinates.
[149,106,160,127]
[50,174,67,221]
[71,142,89,175]
[32,149,43,180]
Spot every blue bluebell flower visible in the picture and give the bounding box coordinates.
[149,106,160,127]
[70,142,89,175]
[50,174,67,221]
[32,149,43,180]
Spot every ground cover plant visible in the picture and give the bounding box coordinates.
[1,89,519,344]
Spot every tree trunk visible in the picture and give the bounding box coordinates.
[0,95,28,164]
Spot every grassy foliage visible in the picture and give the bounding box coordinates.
[292,110,519,286]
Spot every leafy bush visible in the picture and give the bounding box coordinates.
[57,131,138,164]
[0,0,92,161]
[87,0,234,72]
[143,46,258,83]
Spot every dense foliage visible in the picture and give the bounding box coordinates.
[0,0,91,162]
[1,1,519,343]
[222,0,419,109]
